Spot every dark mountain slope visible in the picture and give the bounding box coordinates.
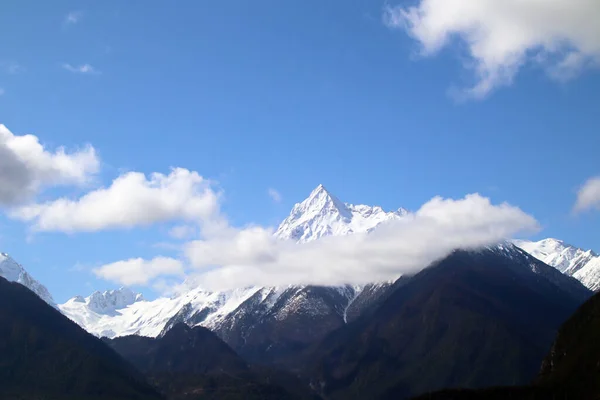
[413,291,600,400]
[106,323,314,400]
[0,276,162,400]
[215,285,357,367]
[536,289,600,396]
[344,276,414,324]
[307,245,590,400]
[108,323,248,375]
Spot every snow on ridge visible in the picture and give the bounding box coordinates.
[514,238,600,291]
[59,285,262,338]
[0,253,56,307]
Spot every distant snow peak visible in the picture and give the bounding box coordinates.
[0,252,56,306]
[67,287,145,315]
[515,238,600,291]
[86,287,145,314]
[275,184,409,243]
[294,184,351,219]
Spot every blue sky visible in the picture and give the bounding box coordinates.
[0,0,599,302]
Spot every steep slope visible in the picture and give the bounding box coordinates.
[215,285,361,366]
[105,323,306,400]
[571,257,600,291]
[515,238,600,290]
[536,289,600,396]
[0,276,162,400]
[308,244,591,400]
[0,252,55,306]
[414,287,600,400]
[106,323,249,375]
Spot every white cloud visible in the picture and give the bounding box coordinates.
[574,176,600,213]
[0,124,99,205]
[169,224,197,240]
[268,188,282,203]
[65,11,83,25]
[93,256,184,286]
[11,168,220,233]
[184,193,539,290]
[62,64,100,75]
[384,0,600,99]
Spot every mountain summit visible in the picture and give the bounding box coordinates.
[515,238,600,291]
[0,253,55,306]
[275,184,408,243]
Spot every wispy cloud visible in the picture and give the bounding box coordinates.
[574,176,600,213]
[65,11,83,25]
[169,225,197,240]
[0,88,4,96]
[268,188,282,203]
[1,62,23,74]
[62,63,100,74]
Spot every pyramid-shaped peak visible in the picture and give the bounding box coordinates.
[275,185,410,243]
[309,183,330,196]
[298,184,349,216]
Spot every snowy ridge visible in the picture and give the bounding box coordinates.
[0,253,56,306]
[513,238,597,274]
[573,258,600,291]
[514,238,600,291]
[60,286,260,338]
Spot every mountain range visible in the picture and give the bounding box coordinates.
[1,185,598,346]
[0,184,598,398]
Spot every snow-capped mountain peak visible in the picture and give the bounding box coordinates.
[515,238,600,291]
[87,288,145,314]
[275,184,408,243]
[290,184,351,220]
[0,252,56,306]
[63,287,145,316]
[514,238,597,275]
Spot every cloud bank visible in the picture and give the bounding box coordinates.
[385,0,600,98]
[183,194,539,290]
[0,124,99,205]
[12,168,220,233]
[574,176,600,213]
